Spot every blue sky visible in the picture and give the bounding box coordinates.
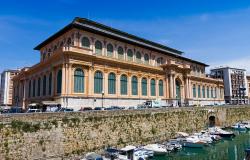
[1,0,250,73]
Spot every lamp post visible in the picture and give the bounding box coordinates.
[101,90,104,108]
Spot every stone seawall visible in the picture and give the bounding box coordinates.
[0,106,250,160]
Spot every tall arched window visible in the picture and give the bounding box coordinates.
[215,88,217,98]
[94,71,103,94]
[43,75,47,96]
[37,78,41,96]
[144,54,149,64]
[211,87,214,98]
[120,74,127,95]
[74,68,84,93]
[108,73,116,94]
[198,85,201,98]
[141,78,147,96]
[118,47,124,60]
[127,49,133,61]
[207,87,210,98]
[151,79,156,96]
[193,84,196,98]
[57,69,62,94]
[159,80,163,96]
[28,80,31,98]
[156,57,163,66]
[132,76,138,95]
[202,86,205,98]
[33,79,36,97]
[136,51,141,63]
[107,44,113,57]
[95,40,102,55]
[49,73,52,95]
[81,37,90,48]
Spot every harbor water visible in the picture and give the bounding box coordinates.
[155,130,250,160]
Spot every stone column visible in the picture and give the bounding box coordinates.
[172,75,176,99]
[128,73,132,97]
[117,73,121,97]
[88,67,94,96]
[165,74,169,98]
[52,68,56,96]
[68,64,73,95]
[156,78,159,98]
[104,69,109,96]
[169,74,173,99]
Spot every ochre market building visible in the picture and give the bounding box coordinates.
[12,18,225,110]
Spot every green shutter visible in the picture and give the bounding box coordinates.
[141,78,147,96]
[118,47,124,60]
[74,69,84,93]
[144,54,149,64]
[108,73,116,94]
[159,80,163,96]
[151,79,156,96]
[207,87,210,98]
[81,37,90,48]
[132,76,138,95]
[107,44,114,57]
[193,84,196,98]
[127,49,133,61]
[94,71,103,94]
[57,70,62,94]
[198,85,201,98]
[120,75,127,95]
[95,41,102,55]
[202,86,205,98]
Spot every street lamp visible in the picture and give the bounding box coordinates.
[101,90,104,108]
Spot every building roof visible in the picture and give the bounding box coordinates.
[34,17,209,66]
[211,66,246,71]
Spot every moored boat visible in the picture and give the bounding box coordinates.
[143,144,168,155]
[181,135,207,148]
[209,127,235,138]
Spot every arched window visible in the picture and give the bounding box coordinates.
[151,79,156,96]
[215,88,217,98]
[67,38,71,46]
[28,80,31,98]
[198,85,201,98]
[33,79,36,97]
[118,47,124,60]
[95,40,102,55]
[94,71,103,94]
[43,75,47,96]
[141,78,147,96]
[48,73,52,95]
[74,68,84,93]
[127,49,133,61]
[136,51,141,63]
[211,87,214,98]
[107,44,113,57]
[207,87,210,98]
[144,54,149,64]
[159,80,163,96]
[37,78,41,96]
[193,84,196,98]
[156,57,163,66]
[57,69,62,94]
[81,37,90,48]
[120,74,127,95]
[202,86,205,98]
[108,73,116,94]
[132,76,138,95]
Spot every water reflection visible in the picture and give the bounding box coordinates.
[155,130,250,160]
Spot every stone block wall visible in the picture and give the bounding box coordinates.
[0,106,249,160]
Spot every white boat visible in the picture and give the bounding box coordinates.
[194,132,213,144]
[163,139,182,151]
[208,127,235,138]
[182,135,207,148]
[231,123,247,130]
[82,152,106,160]
[118,145,150,160]
[143,144,168,155]
[241,121,250,130]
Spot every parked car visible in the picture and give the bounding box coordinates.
[26,109,42,113]
[94,107,105,111]
[57,108,74,112]
[79,107,93,111]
